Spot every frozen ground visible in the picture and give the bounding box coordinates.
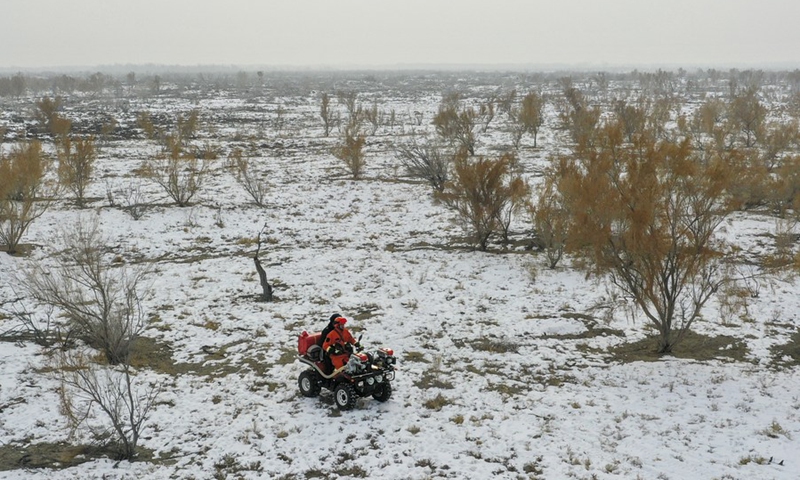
[1,72,799,479]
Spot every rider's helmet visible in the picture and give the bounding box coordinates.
[334,316,347,327]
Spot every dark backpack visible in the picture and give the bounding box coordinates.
[317,313,340,348]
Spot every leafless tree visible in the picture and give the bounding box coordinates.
[228,147,268,207]
[395,139,450,192]
[558,86,600,148]
[21,217,150,364]
[106,180,148,220]
[35,96,67,135]
[58,350,163,461]
[362,101,384,135]
[0,296,72,348]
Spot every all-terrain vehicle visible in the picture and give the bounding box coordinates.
[296,330,397,410]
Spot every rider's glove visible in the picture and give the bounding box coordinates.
[354,342,362,351]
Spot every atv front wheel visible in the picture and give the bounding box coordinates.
[372,381,392,402]
[333,383,357,410]
[298,370,321,397]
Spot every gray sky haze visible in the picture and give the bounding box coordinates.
[2,0,799,70]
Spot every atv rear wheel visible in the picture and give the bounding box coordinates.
[333,383,357,410]
[372,381,392,402]
[299,370,321,397]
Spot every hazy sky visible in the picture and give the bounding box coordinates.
[2,0,799,69]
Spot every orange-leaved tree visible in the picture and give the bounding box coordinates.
[0,141,58,254]
[556,122,733,353]
[438,151,526,251]
[57,135,97,208]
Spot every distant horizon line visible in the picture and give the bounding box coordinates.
[1,60,799,75]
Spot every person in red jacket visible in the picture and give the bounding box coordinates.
[323,316,360,370]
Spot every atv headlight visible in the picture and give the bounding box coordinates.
[375,374,383,383]
[366,377,374,385]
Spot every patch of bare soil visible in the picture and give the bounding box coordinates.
[607,330,751,363]
[770,329,800,368]
[0,441,153,472]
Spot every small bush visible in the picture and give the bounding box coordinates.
[423,393,451,411]
[143,144,211,207]
[332,130,366,179]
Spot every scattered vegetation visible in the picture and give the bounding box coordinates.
[3,67,800,477]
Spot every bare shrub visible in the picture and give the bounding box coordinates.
[319,92,336,137]
[678,98,737,152]
[477,94,496,133]
[760,120,798,171]
[362,101,384,135]
[143,143,211,207]
[337,90,358,119]
[106,180,148,220]
[0,297,72,348]
[98,116,118,149]
[767,155,800,214]
[21,217,150,364]
[58,350,163,461]
[228,147,268,206]
[494,164,529,244]
[0,141,58,254]
[725,149,771,211]
[612,99,647,142]
[395,140,449,192]
[191,141,220,161]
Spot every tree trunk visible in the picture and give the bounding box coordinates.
[254,256,273,301]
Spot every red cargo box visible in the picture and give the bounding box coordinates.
[298,331,322,355]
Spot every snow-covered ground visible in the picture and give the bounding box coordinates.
[1,72,799,479]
